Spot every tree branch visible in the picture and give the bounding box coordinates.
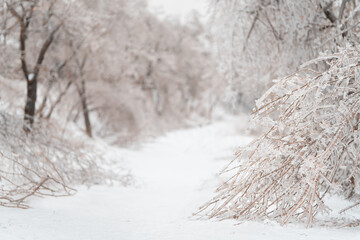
[242,11,259,52]
[7,3,29,81]
[322,2,337,24]
[33,22,63,79]
[339,0,350,23]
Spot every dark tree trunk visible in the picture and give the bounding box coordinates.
[79,79,92,138]
[75,55,92,138]
[24,78,37,127]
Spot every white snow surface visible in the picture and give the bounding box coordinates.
[1,116,360,240]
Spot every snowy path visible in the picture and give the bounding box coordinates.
[1,117,360,240]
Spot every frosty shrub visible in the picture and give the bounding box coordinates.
[199,47,360,226]
[0,112,131,208]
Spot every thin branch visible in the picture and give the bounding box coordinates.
[339,0,350,23]
[242,11,259,52]
[7,3,29,81]
[33,22,63,79]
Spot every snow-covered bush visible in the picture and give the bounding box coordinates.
[0,111,131,208]
[199,46,360,225]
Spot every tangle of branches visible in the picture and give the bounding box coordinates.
[0,112,132,208]
[199,47,360,226]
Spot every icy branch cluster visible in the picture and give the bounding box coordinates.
[0,112,130,208]
[200,47,360,225]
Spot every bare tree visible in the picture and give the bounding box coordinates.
[6,0,62,129]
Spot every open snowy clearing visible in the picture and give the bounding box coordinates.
[1,116,360,240]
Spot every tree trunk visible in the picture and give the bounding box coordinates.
[24,78,37,129]
[79,79,92,138]
[8,2,62,131]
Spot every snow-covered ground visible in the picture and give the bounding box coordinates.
[1,116,360,240]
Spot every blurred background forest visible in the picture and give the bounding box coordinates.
[0,0,227,146]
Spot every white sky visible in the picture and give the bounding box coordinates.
[147,0,209,22]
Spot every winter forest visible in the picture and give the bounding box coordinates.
[0,0,360,239]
